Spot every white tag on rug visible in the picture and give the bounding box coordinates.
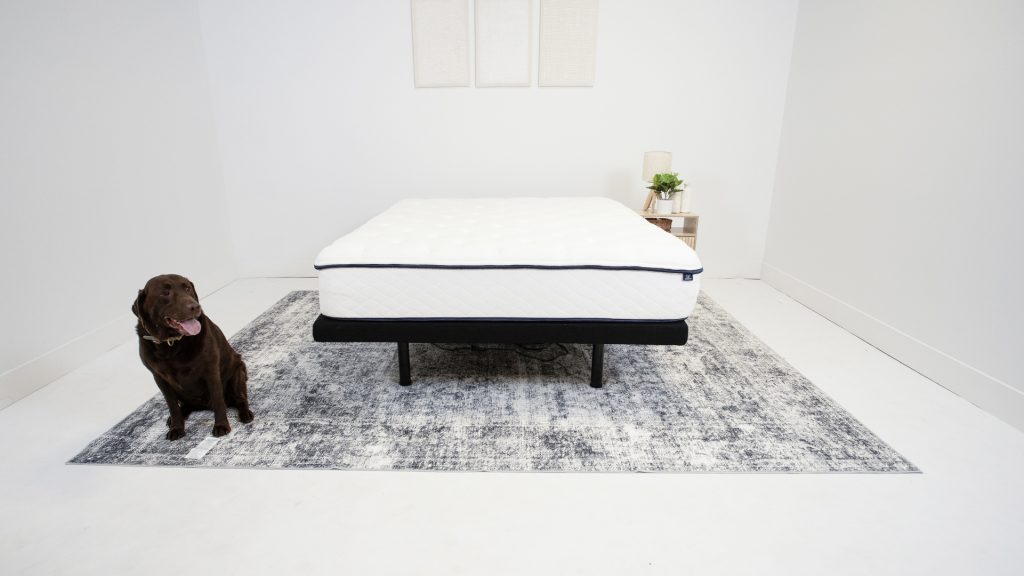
[185,436,220,460]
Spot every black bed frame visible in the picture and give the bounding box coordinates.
[312,316,688,388]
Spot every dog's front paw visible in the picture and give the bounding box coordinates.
[238,407,254,424]
[167,412,190,428]
[167,428,185,441]
[212,423,231,437]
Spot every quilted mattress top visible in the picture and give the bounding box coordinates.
[314,197,703,273]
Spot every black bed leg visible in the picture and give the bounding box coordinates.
[590,343,605,388]
[398,342,411,386]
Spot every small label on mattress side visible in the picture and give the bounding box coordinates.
[683,273,694,281]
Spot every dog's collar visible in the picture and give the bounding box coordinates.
[142,333,183,346]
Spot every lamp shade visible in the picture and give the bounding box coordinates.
[642,151,672,182]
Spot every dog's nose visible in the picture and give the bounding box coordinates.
[189,302,201,315]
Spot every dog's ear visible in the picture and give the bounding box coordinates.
[187,280,197,298]
[131,289,145,320]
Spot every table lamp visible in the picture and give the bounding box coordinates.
[642,151,672,211]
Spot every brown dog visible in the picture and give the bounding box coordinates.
[132,274,253,440]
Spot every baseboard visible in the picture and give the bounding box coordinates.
[762,263,1024,432]
[0,315,134,410]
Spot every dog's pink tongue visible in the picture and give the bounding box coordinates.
[179,318,201,336]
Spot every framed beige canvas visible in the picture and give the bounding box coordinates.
[475,0,532,87]
[411,0,471,87]
[538,0,598,87]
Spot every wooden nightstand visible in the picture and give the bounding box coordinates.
[636,210,700,250]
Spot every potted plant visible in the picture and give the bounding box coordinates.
[648,172,685,213]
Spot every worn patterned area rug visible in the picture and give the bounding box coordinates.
[70,291,916,473]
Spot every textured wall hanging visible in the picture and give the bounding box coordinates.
[475,0,532,87]
[411,0,470,87]
[538,0,598,87]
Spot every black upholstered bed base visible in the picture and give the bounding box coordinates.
[312,315,689,388]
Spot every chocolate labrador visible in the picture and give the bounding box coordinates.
[132,274,253,440]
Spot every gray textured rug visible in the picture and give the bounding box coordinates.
[71,291,916,473]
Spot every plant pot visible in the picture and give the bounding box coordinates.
[655,198,674,214]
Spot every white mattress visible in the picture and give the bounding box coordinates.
[315,197,703,320]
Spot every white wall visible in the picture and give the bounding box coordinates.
[198,0,799,278]
[764,0,1024,429]
[0,0,236,407]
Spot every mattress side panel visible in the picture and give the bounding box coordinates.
[318,267,700,320]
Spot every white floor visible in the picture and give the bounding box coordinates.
[1,278,1022,575]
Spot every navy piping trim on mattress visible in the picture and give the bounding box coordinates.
[319,316,688,323]
[314,263,705,275]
